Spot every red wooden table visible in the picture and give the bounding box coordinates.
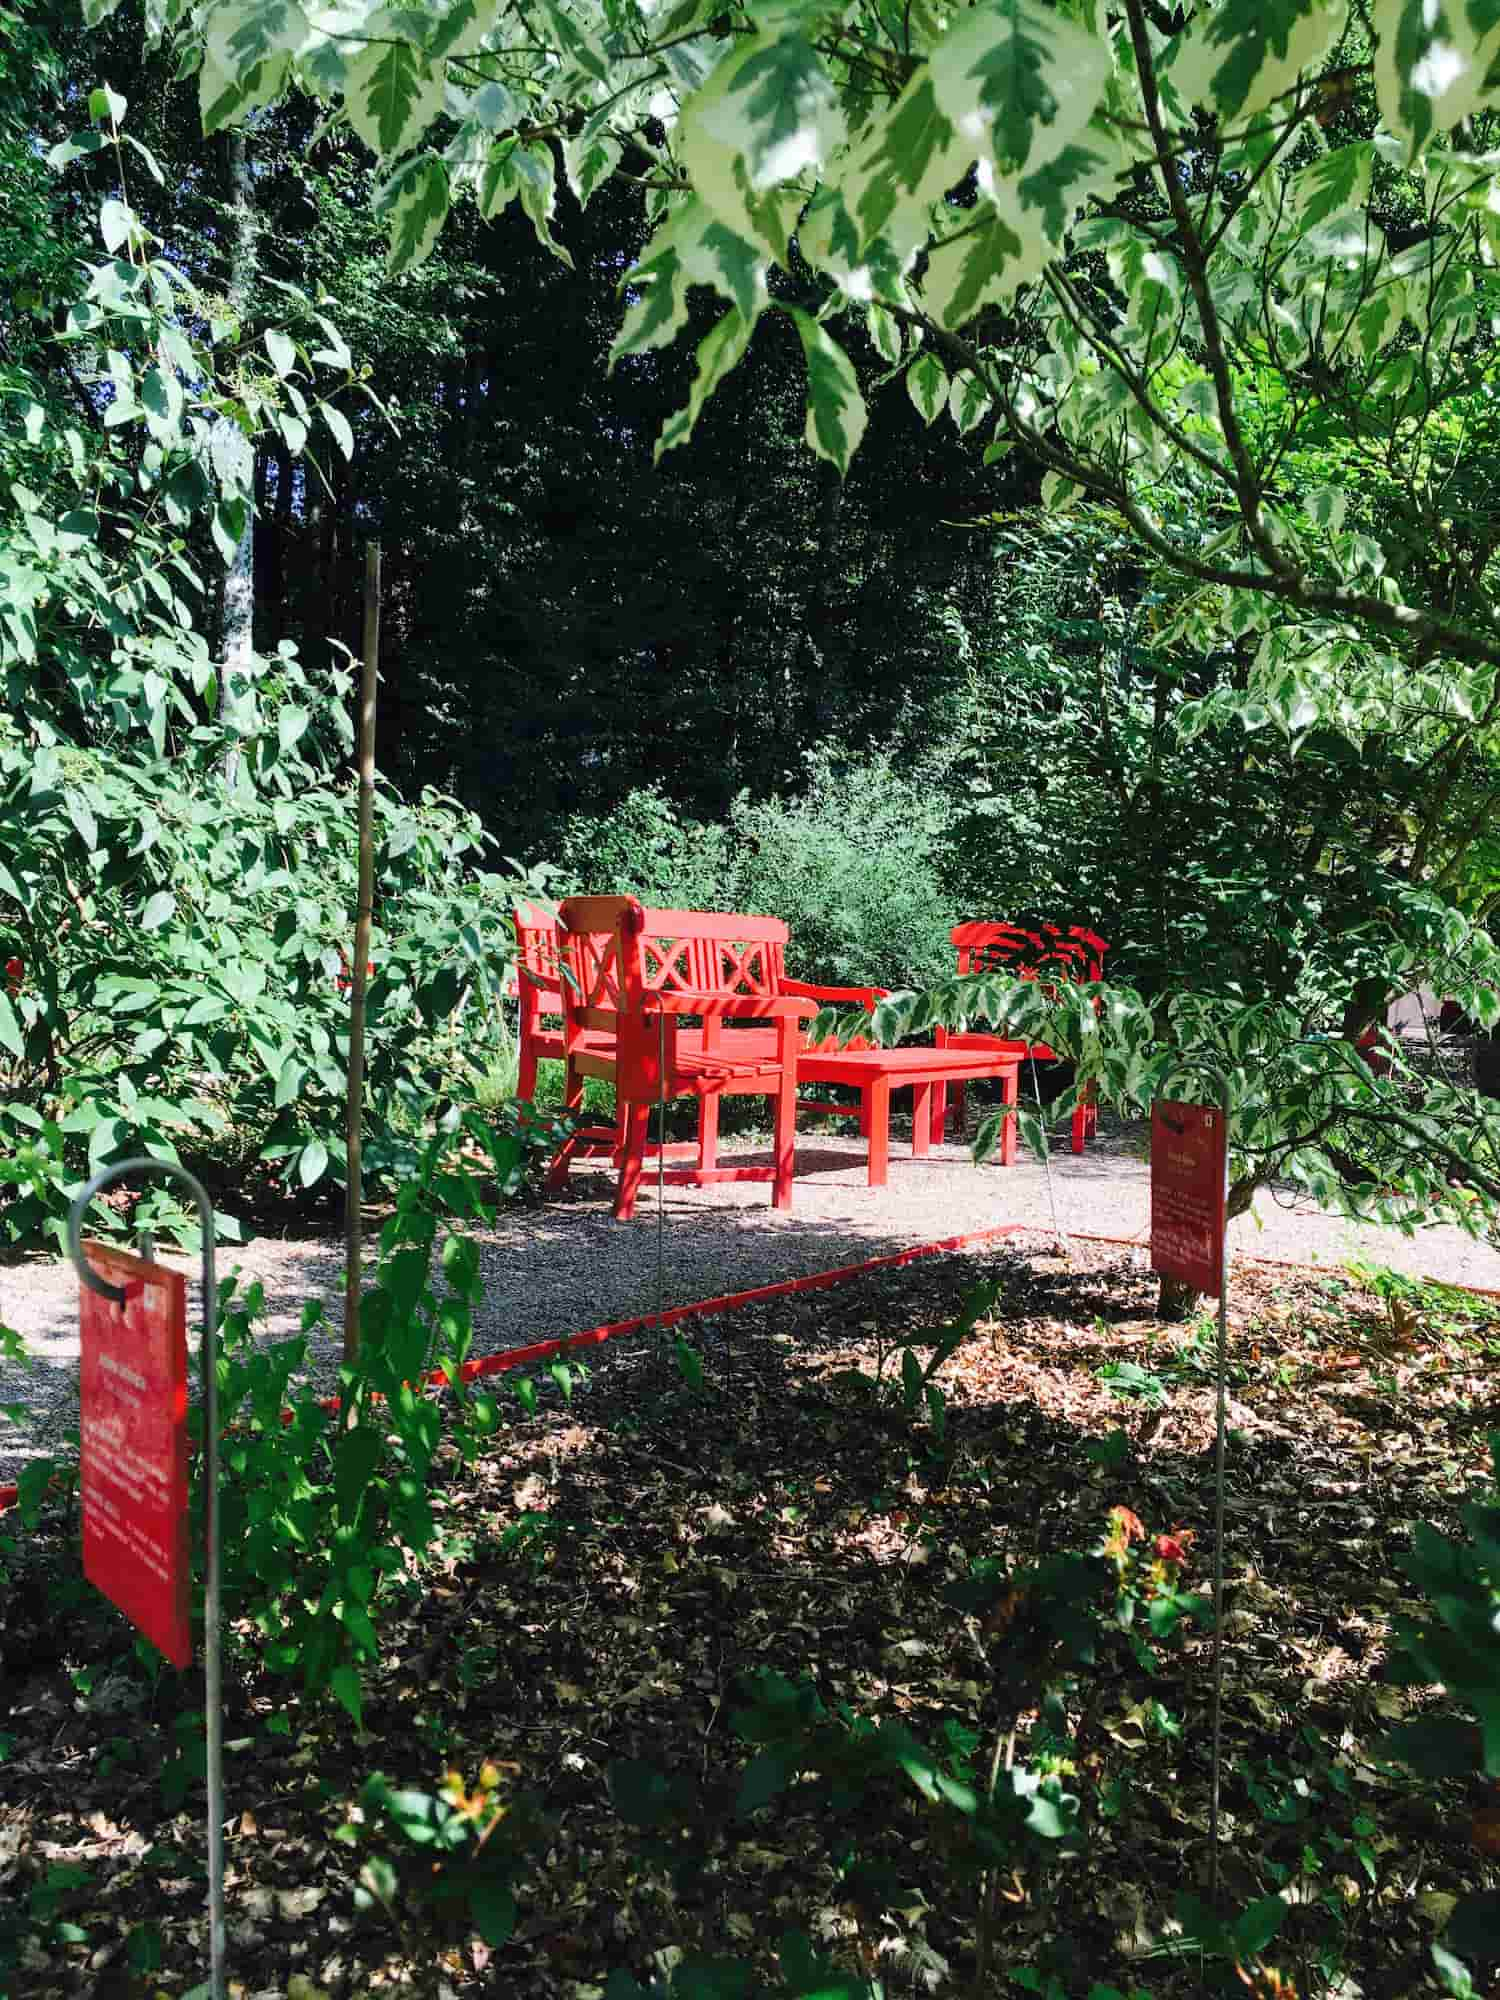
[796,1042,1027,1184]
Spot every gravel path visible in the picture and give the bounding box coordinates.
[3,1115,1497,1482]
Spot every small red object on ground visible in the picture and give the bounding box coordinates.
[4,956,21,996]
[1150,1099,1228,1297]
[79,1246,191,1668]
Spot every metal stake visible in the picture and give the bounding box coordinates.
[1159,1057,1233,1906]
[68,1159,225,2000]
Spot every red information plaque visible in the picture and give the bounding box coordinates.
[1150,1099,1228,1296]
[79,1246,191,1668]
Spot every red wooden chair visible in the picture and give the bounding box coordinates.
[545,897,816,1220]
[512,902,571,1101]
[931,922,1109,1153]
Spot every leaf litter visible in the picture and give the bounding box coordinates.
[2,1230,1497,1996]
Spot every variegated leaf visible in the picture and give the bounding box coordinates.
[926,0,1110,178]
[565,127,622,208]
[923,201,1041,328]
[784,305,867,472]
[798,184,912,305]
[1373,0,1500,159]
[1286,141,1374,233]
[537,0,611,84]
[422,0,498,61]
[866,300,901,363]
[678,29,843,256]
[1107,236,1186,359]
[347,38,445,158]
[907,347,948,425]
[200,44,290,132]
[375,151,450,271]
[611,198,769,364]
[655,309,755,460]
[510,140,574,267]
[833,74,963,259]
[1165,0,1343,124]
[949,369,992,433]
[203,0,310,70]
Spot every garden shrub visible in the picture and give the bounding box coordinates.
[0,658,549,1253]
[551,746,959,991]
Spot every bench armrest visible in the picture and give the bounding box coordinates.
[645,992,818,1020]
[781,979,888,1009]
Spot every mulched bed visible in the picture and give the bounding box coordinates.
[2,1231,1497,1998]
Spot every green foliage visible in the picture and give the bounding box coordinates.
[342,1764,548,1952]
[164,1123,549,1723]
[554,748,959,989]
[0,58,546,1251]
[1382,1434,1500,1973]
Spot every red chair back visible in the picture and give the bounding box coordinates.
[951,921,1107,989]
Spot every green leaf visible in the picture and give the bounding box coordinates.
[99,198,134,254]
[66,791,99,853]
[277,704,309,757]
[927,0,1110,178]
[298,1137,330,1187]
[348,39,444,159]
[1166,0,1343,125]
[376,154,451,274]
[264,328,297,378]
[1233,1893,1288,1955]
[0,990,24,1061]
[679,29,844,257]
[322,403,354,459]
[141,890,176,932]
[88,83,127,124]
[469,1875,516,1947]
[907,348,949,426]
[335,1424,385,1524]
[784,306,867,473]
[330,1664,362,1726]
[655,310,756,462]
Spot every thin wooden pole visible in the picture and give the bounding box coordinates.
[345,542,380,1364]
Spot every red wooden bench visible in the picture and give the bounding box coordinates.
[931,922,1109,1153]
[545,897,819,1220]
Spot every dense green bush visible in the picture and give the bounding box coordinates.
[552,748,959,991]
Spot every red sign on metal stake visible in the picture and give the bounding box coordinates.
[1150,1099,1228,1297]
[79,1246,191,1668]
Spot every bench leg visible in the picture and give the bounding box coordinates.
[615,1104,650,1220]
[911,1081,931,1157]
[697,1091,720,1175]
[772,1064,796,1211]
[545,1062,586,1189]
[866,1076,891,1187]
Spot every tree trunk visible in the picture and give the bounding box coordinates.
[217,128,258,762]
[1155,1271,1199,1320]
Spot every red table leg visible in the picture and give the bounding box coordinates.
[1001,1064,1018,1167]
[911,1081,931,1157]
[867,1076,891,1186]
